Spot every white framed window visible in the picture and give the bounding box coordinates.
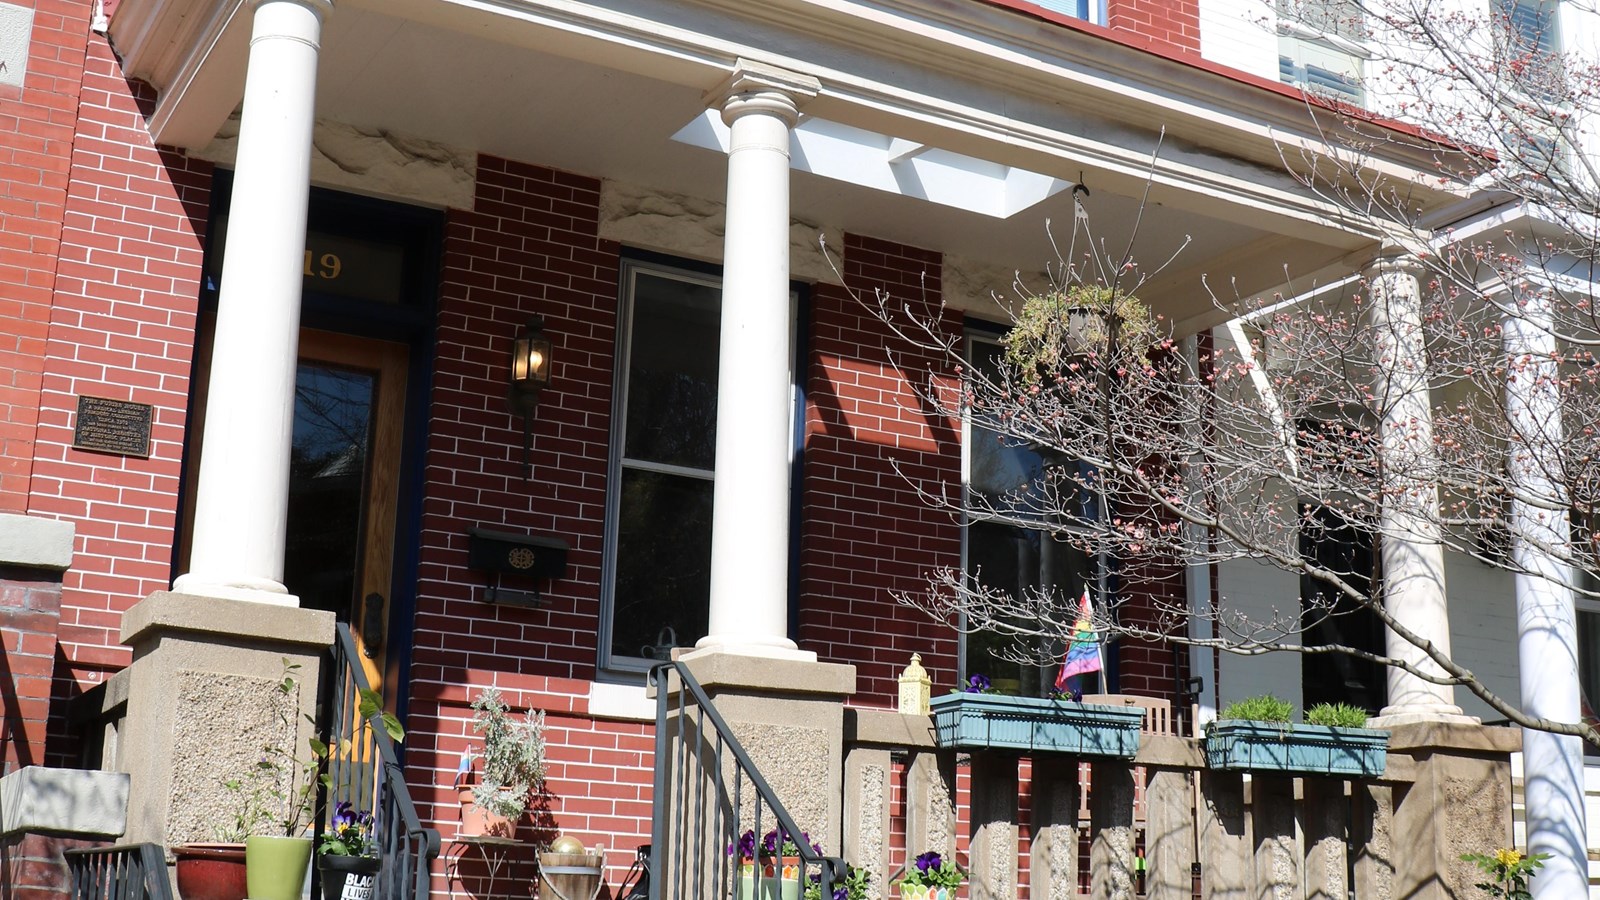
[960,330,1099,697]
[1026,0,1104,25]
[1277,0,1367,105]
[598,258,799,673]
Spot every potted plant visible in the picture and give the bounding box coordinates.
[1002,283,1157,383]
[243,661,330,900]
[458,687,546,838]
[897,852,963,900]
[928,675,1145,757]
[804,864,872,900]
[1204,695,1389,777]
[318,801,380,900]
[731,828,819,900]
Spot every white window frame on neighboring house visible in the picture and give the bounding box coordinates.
[959,328,1103,697]
[1277,0,1368,106]
[1025,0,1106,26]
[598,256,800,676]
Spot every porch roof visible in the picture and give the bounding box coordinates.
[110,0,1468,333]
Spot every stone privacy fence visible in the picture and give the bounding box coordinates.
[842,704,1519,900]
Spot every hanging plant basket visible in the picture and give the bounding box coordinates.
[929,693,1144,757]
[1204,721,1388,777]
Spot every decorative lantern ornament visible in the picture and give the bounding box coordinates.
[899,653,932,716]
[509,316,553,477]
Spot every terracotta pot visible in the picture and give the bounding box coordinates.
[173,842,248,900]
[458,786,517,839]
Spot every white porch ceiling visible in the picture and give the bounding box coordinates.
[114,0,1413,324]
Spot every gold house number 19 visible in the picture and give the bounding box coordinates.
[303,250,343,279]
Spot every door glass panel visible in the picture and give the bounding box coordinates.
[286,363,375,617]
[611,467,715,661]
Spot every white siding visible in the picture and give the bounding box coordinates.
[1215,557,1304,715]
[1199,0,1280,80]
[1444,551,1521,722]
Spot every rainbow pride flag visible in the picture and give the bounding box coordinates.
[1056,589,1103,691]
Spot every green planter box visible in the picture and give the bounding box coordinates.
[1204,721,1388,777]
[929,694,1144,757]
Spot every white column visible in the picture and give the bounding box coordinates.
[1364,254,1469,723]
[172,0,331,606]
[1504,296,1587,899]
[693,61,819,660]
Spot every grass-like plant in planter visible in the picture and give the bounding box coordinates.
[1205,695,1388,777]
[929,679,1145,757]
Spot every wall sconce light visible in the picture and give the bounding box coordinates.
[509,316,553,478]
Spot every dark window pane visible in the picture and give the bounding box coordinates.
[624,273,721,470]
[285,364,374,617]
[1579,610,1600,755]
[1300,507,1385,713]
[966,519,1094,697]
[611,468,715,661]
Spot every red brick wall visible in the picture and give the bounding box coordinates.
[800,235,962,701]
[0,0,92,512]
[0,567,62,773]
[1106,0,1200,55]
[408,156,649,892]
[28,35,209,760]
[1,832,106,900]
[412,155,617,689]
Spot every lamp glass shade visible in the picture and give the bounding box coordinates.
[512,333,553,389]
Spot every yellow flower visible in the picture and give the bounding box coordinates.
[1495,848,1523,867]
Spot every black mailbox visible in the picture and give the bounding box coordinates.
[466,527,568,607]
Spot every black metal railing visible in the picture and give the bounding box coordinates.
[649,661,845,900]
[64,843,173,900]
[323,624,441,899]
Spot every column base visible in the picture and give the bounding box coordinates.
[172,572,299,607]
[112,591,334,847]
[673,649,854,852]
[685,635,816,663]
[1368,706,1479,728]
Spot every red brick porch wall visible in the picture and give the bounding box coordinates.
[1105,0,1201,56]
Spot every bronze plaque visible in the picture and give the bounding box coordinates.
[72,396,152,458]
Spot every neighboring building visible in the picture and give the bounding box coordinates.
[0,0,1580,896]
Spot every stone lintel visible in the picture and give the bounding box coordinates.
[120,590,335,648]
[1380,721,1522,756]
[846,708,937,749]
[0,767,128,838]
[0,513,74,571]
[677,648,856,698]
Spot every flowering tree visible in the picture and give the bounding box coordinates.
[859,2,1600,892]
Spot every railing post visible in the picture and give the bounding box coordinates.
[1351,781,1395,899]
[904,749,957,860]
[1303,778,1348,900]
[1249,775,1297,900]
[1198,771,1249,900]
[843,745,892,900]
[968,752,1018,900]
[1088,760,1135,900]
[1142,767,1193,900]
[1030,757,1080,900]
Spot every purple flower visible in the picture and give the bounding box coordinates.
[730,829,758,859]
[965,674,991,694]
[915,852,943,873]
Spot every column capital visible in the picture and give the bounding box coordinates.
[707,58,820,128]
[252,0,334,15]
[1361,246,1426,282]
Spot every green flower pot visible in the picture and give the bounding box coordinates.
[246,835,314,900]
